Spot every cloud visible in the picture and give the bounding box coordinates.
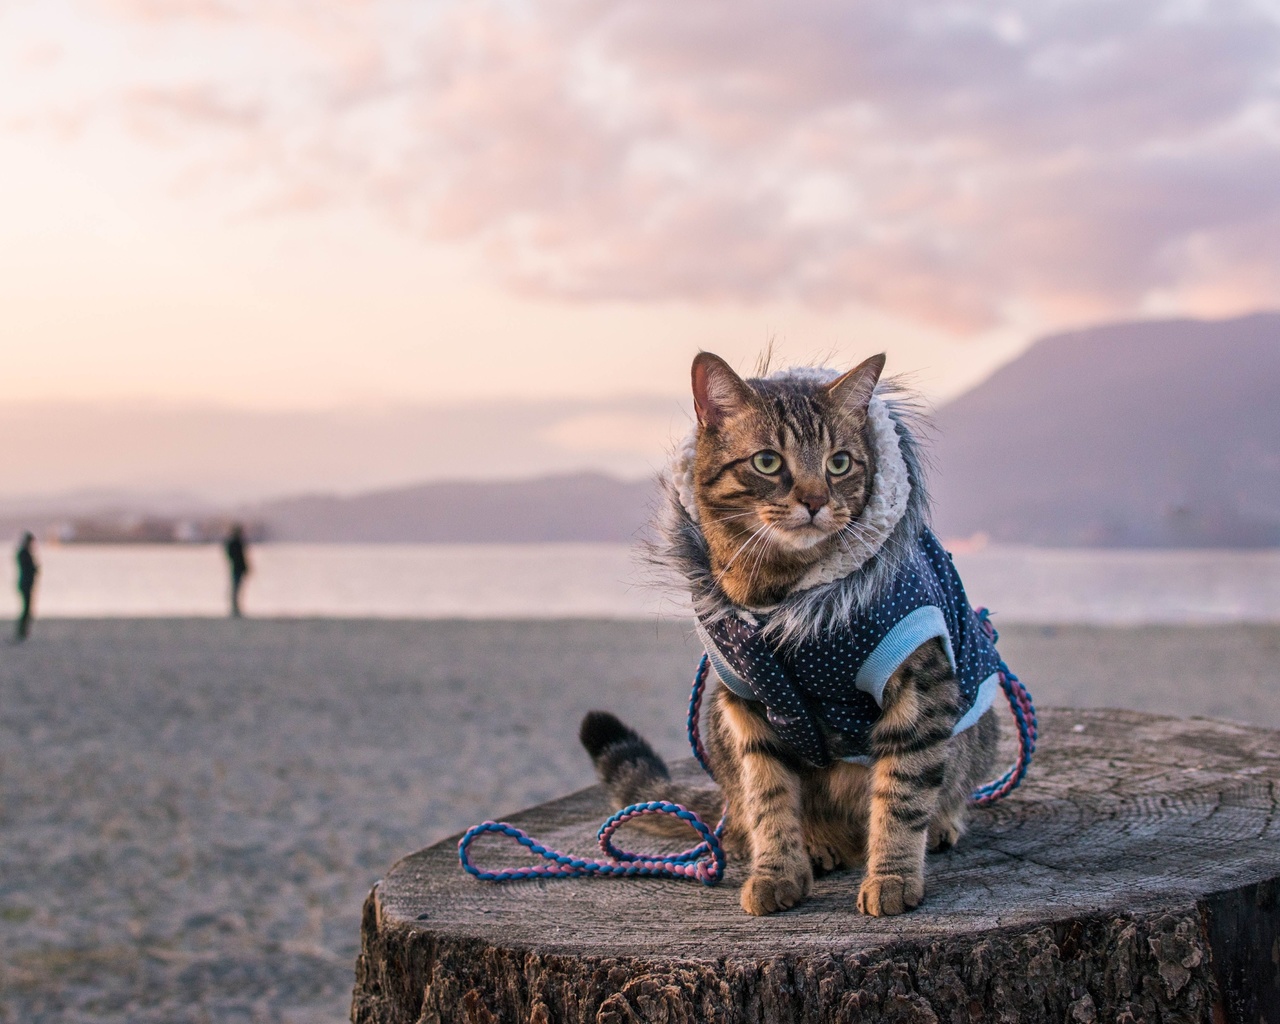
[88,0,1280,331]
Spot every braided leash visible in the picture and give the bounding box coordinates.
[969,608,1038,806]
[686,654,715,776]
[458,799,725,885]
[460,656,727,885]
[460,615,1035,884]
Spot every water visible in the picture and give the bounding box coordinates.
[952,545,1280,625]
[9,542,1280,623]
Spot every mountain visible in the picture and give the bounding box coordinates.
[250,472,655,543]
[928,312,1280,547]
[1,472,659,547]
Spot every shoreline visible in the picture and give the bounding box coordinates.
[13,543,1280,624]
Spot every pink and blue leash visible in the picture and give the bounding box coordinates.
[459,608,1035,884]
[459,657,728,885]
[970,607,1038,805]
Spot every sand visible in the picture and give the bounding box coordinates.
[1,618,1278,1023]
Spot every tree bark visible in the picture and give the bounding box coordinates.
[351,708,1280,1023]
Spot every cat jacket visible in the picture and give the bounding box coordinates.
[697,530,1002,767]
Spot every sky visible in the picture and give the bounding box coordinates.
[2,0,1279,498]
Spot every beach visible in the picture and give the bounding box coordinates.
[2,618,1278,1023]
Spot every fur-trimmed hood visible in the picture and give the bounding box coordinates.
[648,367,932,646]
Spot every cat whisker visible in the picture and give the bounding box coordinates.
[742,522,778,597]
[747,524,773,588]
[740,520,782,589]
[839,520,875,542]
[701,509,764,528]
[834,529,855,558]
[714,522,774,583]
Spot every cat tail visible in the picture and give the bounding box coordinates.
[579,711,722,837]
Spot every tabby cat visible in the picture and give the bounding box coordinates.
[580,352,1000,916]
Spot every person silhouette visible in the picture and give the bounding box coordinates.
[15,532,38,641]
[224,524,250,618]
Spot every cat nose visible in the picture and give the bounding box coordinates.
[797,490,828,516]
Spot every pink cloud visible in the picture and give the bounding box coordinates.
[91,0,1280,333]
[98,0,238,19]
[124,85,266,139]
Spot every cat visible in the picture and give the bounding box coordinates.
[580,351,1000,917]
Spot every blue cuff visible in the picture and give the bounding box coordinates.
[854,605,953,706]
[952,671,1000,736]
[848,670,999,758]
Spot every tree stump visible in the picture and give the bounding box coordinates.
[351,709,1280,1023]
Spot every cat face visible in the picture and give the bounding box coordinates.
[691,352,885,602]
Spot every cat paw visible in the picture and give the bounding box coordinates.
[740,867,813,915]
[857,873,923,916]
[805,836,861,874]
[806,841,841,873]
[927,810,966,853]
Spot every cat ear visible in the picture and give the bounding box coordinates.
[692,352,754,429]
[825,353,885,417]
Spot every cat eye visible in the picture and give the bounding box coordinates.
[751,450,784,475]
[826,451,853,476]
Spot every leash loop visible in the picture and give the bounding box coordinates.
[459,800,726,885]
[460,654,727,885]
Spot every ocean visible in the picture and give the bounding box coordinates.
[9,542,1280,624]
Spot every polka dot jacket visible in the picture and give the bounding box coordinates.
[696,530,1003,767]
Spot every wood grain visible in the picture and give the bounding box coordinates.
[352,708,1280,1023]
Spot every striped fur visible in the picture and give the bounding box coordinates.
[578,711,722,836]
[585,353,998,916]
